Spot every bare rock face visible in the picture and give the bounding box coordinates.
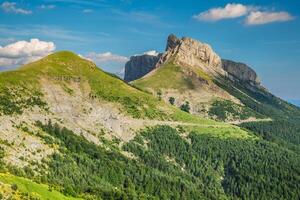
[165,34,180,51]
[222,59,260,85]
[156,34,225,76]
[124,53,162,82]
[124,34,261,86]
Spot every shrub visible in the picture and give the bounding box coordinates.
[180,101,190,113]
[11,183,18,191]
[168,97,175,105]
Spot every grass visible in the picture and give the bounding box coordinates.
[0,173,81,200]
[170,107,222,125]
[133,61,212,92]
[0,51,253,140]
[183,126,256,140]
[133,62,193,91]
[0,51,168,119]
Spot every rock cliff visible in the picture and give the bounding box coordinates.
[125,34,262,86]
[124,53,162,82]
[156,34,225,77]
[221,59,260,85]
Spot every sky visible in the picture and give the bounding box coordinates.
[0,0,299,102]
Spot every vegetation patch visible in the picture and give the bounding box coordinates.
[0,87,47,115]
[125,125,300,200]
[0,173,80,200]
[208,99,264,121]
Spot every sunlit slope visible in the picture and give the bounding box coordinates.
[0,173,81,200]
[0,51,249,137]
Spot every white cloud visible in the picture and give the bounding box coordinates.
[86,52,129,64]
[143,50,160,56]
[134,50,160,56]
[83,9,93,13]
[1,1,32,14]
[194,3,252,21]
[40,4,56,9]
[0,39,55,67]
[245,11,294,25]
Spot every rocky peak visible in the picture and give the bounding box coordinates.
[124,34,261,85]
[166,34,180,51]
[124,53,162,82]
[221,59,260,85]
[157,34,225,76]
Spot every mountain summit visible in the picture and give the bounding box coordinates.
[128,34,299,122]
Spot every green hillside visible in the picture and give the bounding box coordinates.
[0,51,168,119]
[0,51,299,200]
[133,61,212,92]
[0,173,81,200]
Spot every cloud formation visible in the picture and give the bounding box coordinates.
[0,1,32,14]
[194,3,251,21]
[194,3,293,25]
[245,11,294,25]
[86,52,129,64]
[83,9,93,13]
[40,4,56,10]
[134,50,160,56]
[0,39,55,68]
[143,50,160,56]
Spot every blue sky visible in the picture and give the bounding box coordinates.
[0,0,300,101]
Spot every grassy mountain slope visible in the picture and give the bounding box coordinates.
[0,51,299,199]
[0,51,168,119]
[133,61,264,122]
[133,58,300,153]
[0,173,80,200]
[215,77,300,152]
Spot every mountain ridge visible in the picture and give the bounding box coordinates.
[0,41,299,199]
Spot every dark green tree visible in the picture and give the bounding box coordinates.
[168,97,175,105]
[180,101,190,113]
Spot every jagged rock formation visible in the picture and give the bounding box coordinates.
[156,34,225,77]
[126,34,261,86]
[124,53,162,82]
[131,34,269,121]
[222,59,260,85]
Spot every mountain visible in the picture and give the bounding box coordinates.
[0,50,299,199]
[130,34,300,123]
[124,52,162,82]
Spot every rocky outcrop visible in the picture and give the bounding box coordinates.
[222,59,260,85]
[124,34,261,86]
[156,34,225,77]
[165,34,180,51]
[124,53,162,82]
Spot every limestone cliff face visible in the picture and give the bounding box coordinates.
[125,34,261,86]
[124,53,162,82]
[156,34,225,77]
[222,59,260,85]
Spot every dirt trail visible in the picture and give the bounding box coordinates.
[137,119,230,128]
[229,118,272,125]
